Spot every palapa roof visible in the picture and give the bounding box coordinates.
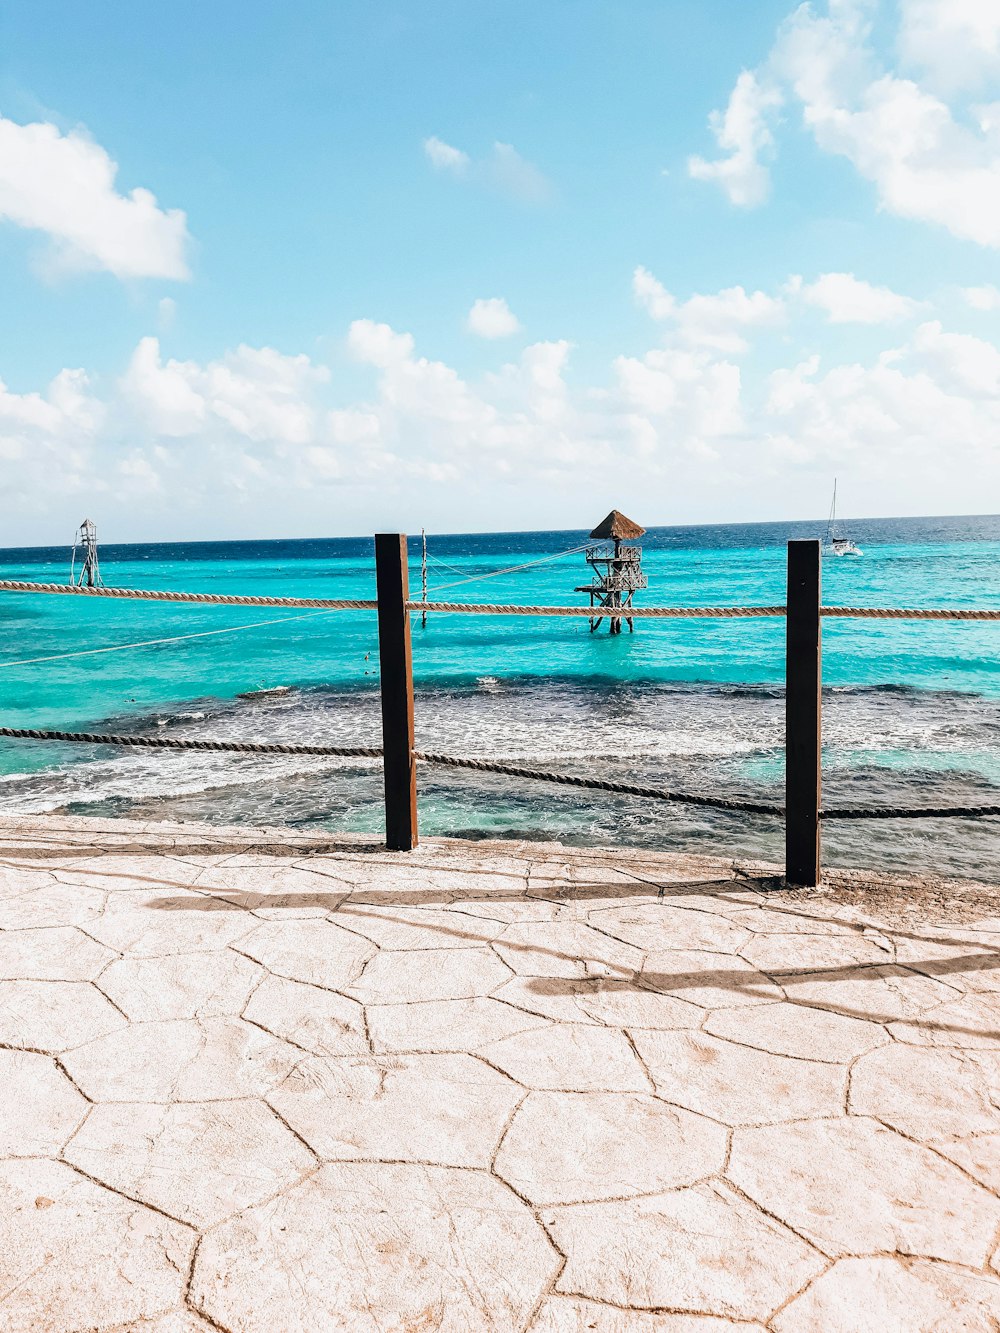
[589,509,645,540]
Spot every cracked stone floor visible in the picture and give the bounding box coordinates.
[0,814,999,1331]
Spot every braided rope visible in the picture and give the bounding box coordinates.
[413,750,784,815]
[0,581,377,611]
[822,803,1000,820]
[1,581,997,619]
[0,727,382,758]
[409,601,787,618]
[822,606,1000,621]
[0,727,996,818]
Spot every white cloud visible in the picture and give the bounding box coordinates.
[0,115,190,280]
[898,0,1000,95]
[801,272,921,323]
[688,70,783,207]
[962,284,1000,311]
[423,137,551,203]
[467,297,521,339]
[634,267,784,352]
[487,142,552,204]
[689,0,1000,248]
[121,337,329,443]
[348,320,415,368]
[632,266,676,320]
[157,296,177,330]
[5,281,1000,538]
[423,136,469,173]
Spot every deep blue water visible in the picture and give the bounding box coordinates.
[1,514,997,879]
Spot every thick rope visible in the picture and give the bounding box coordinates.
[0,728,382,758]
[1,581,997,619]
[821,606,1000,621]
[408,602,788,618]
[821,804,1000,820]
[412,750,785,815]
[0,727,996,818]
[0,581,377,611]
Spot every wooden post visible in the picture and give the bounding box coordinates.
[375,533,418,851]
[785,540,822,886]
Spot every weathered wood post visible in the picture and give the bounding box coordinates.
[375,533,418,850]
[785,539,822,886]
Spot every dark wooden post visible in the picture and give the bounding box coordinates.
[375,533,418,850]
[785,540,822,886]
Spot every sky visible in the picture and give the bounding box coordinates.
[1,0,999,544]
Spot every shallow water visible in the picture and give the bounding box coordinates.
[1,514,998,879]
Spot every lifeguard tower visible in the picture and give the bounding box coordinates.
[577,510,647,633]
[70,519,103,588]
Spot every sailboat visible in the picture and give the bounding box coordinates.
[824,481,862,557]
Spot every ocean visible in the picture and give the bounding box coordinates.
[1,514,998,880]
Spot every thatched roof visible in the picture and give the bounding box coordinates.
[589,510,645,540]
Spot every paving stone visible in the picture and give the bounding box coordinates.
[236,917,375,989]
[888,992,1000,1049]
[741,932,896,972]
[641,950,783,1008]
[0,882,106,929]
[83,889,258,956]
[107,1314,219,1332]
[52,853,206,890]
[192,862,350,917]
[64,1098,315,1228]
[632,1028,845,1125]
[531,1299,767,1331]
[493,975,702,1028]
[0,978,125,1052]
[704,1000,888,1063]
[774,963,957,1021]
[590,903,751,953]
[0,1158,193,1332]
[728,904,866,935]
[0,1050,88,1154]
[97,948,264,1021]
[728,1117,1000,1264]
[191,1161,559,1330]
[481,1024,649,1091]
[243,973,369,1055]
[894,928,1000,990]
[450,897,581,923]
[269,1052,522,1166]
[63,1016,301,1102]
[345,945,511,1003]
[495,1091,726,1204]
[0,923,116,981]
[367,995,551,1052]
[772,1256,1000,1332]
[492,921,644,980]
[850,1043,1000,1147]
[334,904,503,949]
[545,1180,823,1320]
[939,1134,1000,1194]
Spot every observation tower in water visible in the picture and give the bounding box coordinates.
[70,519,103,588]
[577,509,646,633]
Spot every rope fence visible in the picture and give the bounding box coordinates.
[0,727,996,821]
[1,580,998,619]
[2,540,999,884]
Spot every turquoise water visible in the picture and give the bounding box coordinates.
[1,515,998,879]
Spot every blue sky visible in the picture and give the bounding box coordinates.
[2,0,999,542]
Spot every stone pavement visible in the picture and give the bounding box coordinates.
[0,813,999,1331]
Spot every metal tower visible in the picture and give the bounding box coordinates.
[70,518,103,588]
